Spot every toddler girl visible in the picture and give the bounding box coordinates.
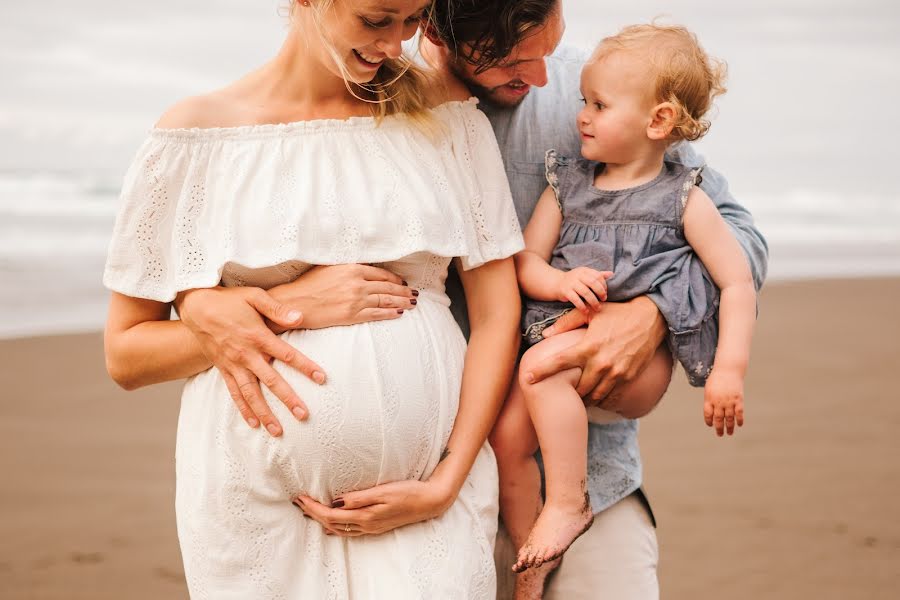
[489,23,757,587]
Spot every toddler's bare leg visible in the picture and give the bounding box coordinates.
[513,329,594,574]
[602,346,674,420]
[490,369,541,553]
[492,363,569,600]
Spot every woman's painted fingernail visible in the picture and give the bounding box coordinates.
[397,309,404,315]
[412,289,420,296]
[331,498,345,508]
[313,371,326,384]
[401,280,408,286]
[410,298,417,306]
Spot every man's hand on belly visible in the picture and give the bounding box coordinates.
[175,285,327,436]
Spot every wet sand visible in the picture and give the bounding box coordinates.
[1,277,898,599]
[640,277,900,599]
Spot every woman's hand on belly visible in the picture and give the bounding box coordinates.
[294,478,454,537]
[175,286,327,436]
[267,264,419,331]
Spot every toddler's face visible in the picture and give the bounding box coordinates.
[577,51,656,163]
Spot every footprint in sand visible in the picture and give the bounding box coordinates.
[70,551,104,564]
[154,566,186,583]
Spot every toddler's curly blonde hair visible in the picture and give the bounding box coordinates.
[594,23,727,142]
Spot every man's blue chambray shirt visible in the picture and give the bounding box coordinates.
[446,46,769,514]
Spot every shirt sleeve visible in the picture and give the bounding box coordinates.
[667,141,769,290]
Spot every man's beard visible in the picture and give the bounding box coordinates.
[447,59,529,109]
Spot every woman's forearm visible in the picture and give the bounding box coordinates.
[430,313,520,499]
[106,319,212,389]
[428,257,521,500]
[105,294,212,390]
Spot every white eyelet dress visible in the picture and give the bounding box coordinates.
[103,99,524,599]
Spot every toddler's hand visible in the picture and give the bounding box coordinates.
[556,268,613,313]
[703,368,745,436]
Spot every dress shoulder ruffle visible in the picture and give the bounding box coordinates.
[103,99,524,301]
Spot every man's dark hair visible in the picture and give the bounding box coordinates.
[427,0,559,73]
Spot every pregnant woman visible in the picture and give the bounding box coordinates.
[102,0,523,597]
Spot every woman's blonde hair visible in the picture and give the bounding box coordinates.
[287,0,440,128]
[594,23,727,142]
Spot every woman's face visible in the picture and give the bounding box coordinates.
[308,0,431,84]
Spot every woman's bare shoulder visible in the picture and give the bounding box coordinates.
[154,92,247,130]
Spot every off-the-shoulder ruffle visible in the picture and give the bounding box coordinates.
[103,98,523,302]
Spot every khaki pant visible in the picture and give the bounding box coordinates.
[494,493,659,599]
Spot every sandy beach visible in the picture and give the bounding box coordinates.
[1,277,898,599]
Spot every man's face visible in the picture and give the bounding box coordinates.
[448,8,565,108]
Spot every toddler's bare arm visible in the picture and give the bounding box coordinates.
[683,186,756,435]
[514,186,565,300]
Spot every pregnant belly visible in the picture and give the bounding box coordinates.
[177,299,466,502]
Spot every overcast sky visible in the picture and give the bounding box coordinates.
[2,0,899,199]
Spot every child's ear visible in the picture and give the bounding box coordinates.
[647,102,677,141]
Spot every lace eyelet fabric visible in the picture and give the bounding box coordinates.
[108,98,522,598]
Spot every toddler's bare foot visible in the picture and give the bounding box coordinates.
[512,496,593,573]
[512,556,561,600]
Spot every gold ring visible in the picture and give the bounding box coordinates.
[344,523,351,533]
